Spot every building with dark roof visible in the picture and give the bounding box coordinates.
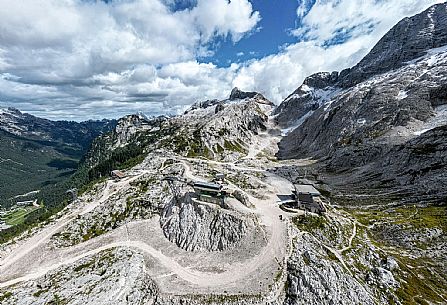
[193,181,225,206]
[111,170,126,180]
[291,184,326,214]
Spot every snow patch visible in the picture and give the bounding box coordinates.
[413,128,431,136]
[281,110,314,136]
[300,84,312,92]
[356,118,366,126]
[405,45,447,66]
[413,105,447,136]
[397,90,408,100]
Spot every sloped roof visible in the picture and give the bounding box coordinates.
[294,184,321,196]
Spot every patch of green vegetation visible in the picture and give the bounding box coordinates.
[187,143,212,159]
[274,269,283,282]
[214,143,224,154]
[392,254,445,305]
[72,193,153,245]
[338,136,352,146]
[302,253,311,265]
[78,177,107,196]
[217,128,230,137]
[223,140,246,153]
[348,205,447,304]
[87,143,147,181]
[130,177,157,193]
[394,205,446,230]
[160,129,213,159]
[350,205,446,230]
[189,292,262,304]
[82,225,106,242]
[0,130,84,210]
[52,293,66,305]
[2,206,41,226]
[292,214,326,231]
[325,248,339,261]
[74,260,95,272]
[315,187,332,198]
[33,288,49,298]
[0,291,12,302]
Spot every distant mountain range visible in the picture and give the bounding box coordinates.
[0,107,116,208]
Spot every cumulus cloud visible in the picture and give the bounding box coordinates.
[0,0,258,120]
[0,0,444,120]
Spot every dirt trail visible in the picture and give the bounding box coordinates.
[341,222,357,253]
[0,159,291,294]
[0,174,142,274]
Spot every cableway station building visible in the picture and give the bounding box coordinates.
[193,181,226,206]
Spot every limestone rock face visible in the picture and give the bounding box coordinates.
[184,99,220,114]
[273,72,340,128]
[339,3,447,87]
[160,194,255,251]
[275,3,447,202]
[229,87,269,103]
[278,45,447,160]
[168,97,272,161]
[113,114,153,148]
[325,125,447,203]
[1,249,158,305]
[285,233,375,305]
[277,3,447,155]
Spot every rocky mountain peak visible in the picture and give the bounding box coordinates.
[302,71,339,89]
[275,2,447,205]
[273,71,342,128]
[0,107,22,116]
[339,2,447,87]
[229,87,266,101]
[275,2,447,129]
[183,99,221,114]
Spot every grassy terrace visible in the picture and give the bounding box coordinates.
[1,205,41,226]
[347,204,447,304]
[350,205,446,230]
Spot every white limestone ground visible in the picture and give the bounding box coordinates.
[0,126,296,302]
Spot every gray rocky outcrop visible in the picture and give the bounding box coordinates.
[284,233,376,305]
[160,194,255,251]
[184,99,221,114]
[275,3,447,203]
[0,248,158,305]
[229,87,270,104]
[339,3,447,87]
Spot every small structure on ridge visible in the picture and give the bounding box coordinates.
[111,170,126,180]
[193,181,226,206]
[291,184,326,214]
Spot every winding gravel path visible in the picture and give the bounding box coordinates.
[0,158,291,295]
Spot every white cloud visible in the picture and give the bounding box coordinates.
[0,0,444,121]
[0,0,259,120]
[191,0,260,43]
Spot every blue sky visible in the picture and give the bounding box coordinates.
[0,0,444,120]
[203,0,302,66]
